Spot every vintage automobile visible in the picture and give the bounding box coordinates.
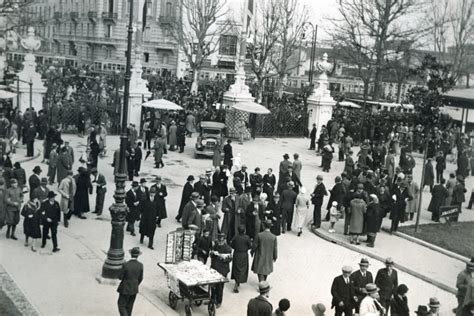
[194,121,226,158]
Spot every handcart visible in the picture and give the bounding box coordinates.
[158,260,228,316]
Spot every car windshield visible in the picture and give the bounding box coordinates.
[202,129,221,135]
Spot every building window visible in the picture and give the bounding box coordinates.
[166,2,172,15]
[108,0,114,13]
[144,52,149,62]
[219,35,237,56]
[162,53,169,64]
[105,25,112,37]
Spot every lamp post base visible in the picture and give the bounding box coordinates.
[101,242,125,279]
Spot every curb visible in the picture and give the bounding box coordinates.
[310,227,457,295]
[15,149,41,164]
[381,227,470,263]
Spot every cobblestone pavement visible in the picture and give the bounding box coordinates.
[0,135,466,315]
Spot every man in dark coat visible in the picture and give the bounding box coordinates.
[91,168,107,216]
[221,188,237,243]
[390,180,411,233]
[280,182,297,233]
[32,177,49,202]
[251,221,277,282]
[451,175,467,222]
[390,284,409,316]
[311,175,328,229]
[325,176,346,221]
[176,121,186,153]
[137,178,149,202]
[210,233,232,308]
[176,175,195,222]
[150,176,167,227]
[223,139,233,169]
[56,147,72,184]
[309,124,317,150]
[125,181,140,236]
[29,166,42,200]
[247,281,273,316]
[117,247,143,316]
[423,158,435,192]
[435,151,446,183]
[277,154,292,193]
[40,191,61,252]
[245,195,265,239]
[24,122,36,157]
[331,265,356,316]
[183,199,204,231]
[428,178,449,221]
[234,165,249,189]
[194,174,211,205]
[139,187,158,249]
[375,257,398,311]
[351,258,374,313]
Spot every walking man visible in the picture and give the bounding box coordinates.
[40,191,61,252]
[375,257,398,311]
[251,220,277,282]
[331,265,356,316]
[351,258,374,314]
[117,247,143,316]
[58,170,76,228]
[311,175,328,229]
[210,233,232,308]
[91,168,107,216]
[247,281,273,316]
[125,181,140,236]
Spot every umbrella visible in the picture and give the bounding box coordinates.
[142,99,183,111]
[0,90,17,99]
[232,101,270,114]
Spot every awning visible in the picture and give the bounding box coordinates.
[0,90,17,99]
[232,101,270,114]
[339,101,361,108]
[142,99,183,111]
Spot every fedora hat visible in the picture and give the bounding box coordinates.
[191,192,200,199]
[385,257,395,265]
[415,305,430,315]
[359,258,370,266]
[47,191,57,199]
[342,265,353,273]
[196,199,205,207]
[33,166,42,173]
[40,177,48,184]
[363,283,379,294]
[258,281,270,294]
[132,181,139,187]
[187,175,195,181]
[311,303,326,315]
[428,297,440,307]
[283,153,289,159]
[140,178,147,183]
[129,247,142,257]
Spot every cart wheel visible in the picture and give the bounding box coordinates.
[168,292,178,310]
[208,302,216,316]
[185,304,192,316]
[195,300,203,306]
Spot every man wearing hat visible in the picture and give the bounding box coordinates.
[139,186,159,249]
[40,191,61,252]
[280,182,297,233]
[452,175,467,222]
[390,179,412,233]
[117,247,143,316]
[137,178,149,202]
[91,168,107,216]
[182,191,200,228]
[247,281,273,316]
[326,175,345,221]
[351,258,374,313]
[58,170,76,228]
[32,177,49,203]
[185,199,204,231]
[63,140,75,164]
[125,181,141,236]
[220,187,237,241]
[234,165,249,189]
[359,283,386,316]
[28,166,42,200]
[223,139,233,169]
[310,175,328,229]
[245,194,265,239]
[390,284,409,315]
[150,176,167,227]
[210,233,232,308]
[331,265,356,315]
[251,220,277,283]
[24,121,36,157]
[456,258,474,316]
[375,257,398,311]
[427,297,440,315]
[57,146,72,184]
[277,154,293,193]
[176,175,195,222]
[48,143,59,185]
[194,174,211,205]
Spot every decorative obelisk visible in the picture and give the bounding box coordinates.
[127,45,151,130]
[307,53,336,141]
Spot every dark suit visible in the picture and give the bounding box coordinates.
[326,182,346,220]
[177,182,194,221]
[223,143,233,168]
[194,181,210,205]
[150,184,167,225]
[41,200,61,249]
[331,275,355,316]
[182,200,198,229]
[350,270,373,312]
[390,294,409,316]
[375,268,398,310]
[247,295,273,316]
[93,173,107,215]
[139,197,158,247]
[311,183,328,228]
[29,174,41,200]
[280,188,297,232]
[125,189,140,234]
[117,259,143,316]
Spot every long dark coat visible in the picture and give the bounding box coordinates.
[262,174,276,200]
[151,184,167,219]
[221,195,236,242]
[139,197,158,237]
[365,202,380,234]
[231,234,252,283]
[177,182,194,219]
[21,201,41,238]
[245,203,265,240]
[327,182,346,211]
[428,184,449,213]
[56,153,72,183]
[223,143,233,168]
[0,186,6,229]
[390,186,411,222]
[251,230,277,276]
[423,161,435,187]
[73,173,92,214]
[12,167,26,187]
[125,189,140,222]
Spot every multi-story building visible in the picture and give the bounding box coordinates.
[8,0,179,75]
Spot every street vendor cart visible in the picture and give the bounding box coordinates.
[158,229,228,316]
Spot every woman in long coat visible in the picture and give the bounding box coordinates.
[293,187,309,236]
[365,194,380,248]
[21,198,41,251]
[423,159,435,192]
[73,167,92,217]
[168,121,177,151]
[349,197,367,244]
[12,162,26,187]
[230,226,252,293]
[5,179,23,239]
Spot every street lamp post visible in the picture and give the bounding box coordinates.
[16,77,34,111]
[302,22,318,85]
[101,0,134,280]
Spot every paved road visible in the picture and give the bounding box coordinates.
[0,135,463,315]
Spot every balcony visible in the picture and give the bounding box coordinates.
[88,11,97,22]
[159,15,176,26]
[102,12,118,23]
[70,12,79,23]
[53,12,62,20]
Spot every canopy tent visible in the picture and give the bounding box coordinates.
[339,101,361,108]
[0,90,17,99]
[232,101,270,114]
[142,99,183,111]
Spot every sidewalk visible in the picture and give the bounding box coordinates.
[312,218,466,294]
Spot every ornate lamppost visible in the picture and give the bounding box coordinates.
[100,0,134,280]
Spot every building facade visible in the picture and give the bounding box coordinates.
[8,0,179,75]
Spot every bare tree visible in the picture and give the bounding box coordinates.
[167,0,232,93]
[247,0,281,102]
[271,0,308,97]
[331,0,418,102]
[425,0,451,60]
[450,0,473,85]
